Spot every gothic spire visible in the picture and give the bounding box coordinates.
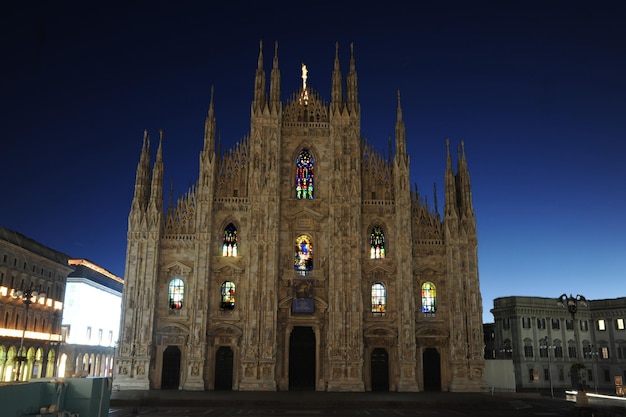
[202,86,216,157]
[346,42,359,114]
[444,138,458,220]
[269,41,281,114]
[394,90,408,167]
[149,129,164,209]
[458,140,475,221]
[330,42,343,113]
[131,130,151,213]
[252,40,266,114]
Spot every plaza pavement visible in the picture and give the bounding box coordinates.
[110,388,536,408]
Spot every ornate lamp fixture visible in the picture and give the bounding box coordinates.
[557,293,587,319]
[11,286,46,381]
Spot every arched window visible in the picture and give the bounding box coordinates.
[168,278,184,310]
[421,282,436,313]
[371,282,386,314]
[295,149,314,199]
[222,223,238,257]
[221,281,236,310]
[294,235,313,271]
[370,226,385,259]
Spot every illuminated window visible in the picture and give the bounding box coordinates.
[222,223,238,257]
[168,278,184,310]
[220,281,235,310]
[598,319,606,331]
[294,235,313,271]
[601,346,609,359]
[616,318,625,330]
[370,226,385,259]
[371,282,386,314]
[421,282,436,313]
[295,149,314,199]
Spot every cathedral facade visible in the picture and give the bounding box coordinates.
[114,42,485,392]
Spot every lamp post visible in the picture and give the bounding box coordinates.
[585,344,600,393]
[558,293,587,390]
[542,337,554,398]
[11,286,46,381]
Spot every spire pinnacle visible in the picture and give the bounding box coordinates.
[269,40,281,113]
[209,85,215,117]
[346,42,358,114]
[394,89,407,161]
[257,39,263,70]
[253,39,267,113]
[157,129,163,161]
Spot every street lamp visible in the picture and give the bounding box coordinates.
[558,293,587,390]
[542,337,554,398]
[557,294,587,319]
[11,286,46,381]
[584,344,600,393]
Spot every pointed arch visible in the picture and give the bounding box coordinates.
[421,282,436,313]
[370,225,386,259]
[168,278,184,310]
[222,222,238,257]
[295,148,314,199]
[294,234,313,271]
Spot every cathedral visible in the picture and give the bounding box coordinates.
[114,41,485,392]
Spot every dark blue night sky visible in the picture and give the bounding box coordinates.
[2,1,625,322]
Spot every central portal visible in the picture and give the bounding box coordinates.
[289,326,316,390]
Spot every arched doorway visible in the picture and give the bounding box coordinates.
[161,346,181,389]
[422,348,441,391]
[289,326,315,390]
[370,348,389,391]
[214,346,233,390]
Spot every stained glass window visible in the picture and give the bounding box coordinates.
[222,223,238,257]
[370,226,385,259]
[295,149,314,199]
[221,281,236,310]
[168,278,184,310]
[371,282,386,314]
[294,235,313,271]
[422,282,436,313]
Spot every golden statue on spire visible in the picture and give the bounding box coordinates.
[300,63,309,105]
[301,63,308,90]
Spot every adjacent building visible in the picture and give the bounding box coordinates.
[489,295,626,393]
[115,42,485,392]
[59,259,123,378]
[0,228,72,382]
